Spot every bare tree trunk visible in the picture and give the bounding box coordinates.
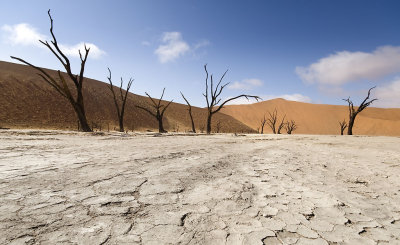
[136,88,173,133]
[343,87,377,136]
[339,119,348,135]
[11,10,92,132]
[206,112,212,134]
[347,117,355,135]
[74,104,91,132]
[202,64,260,134]
[277,115,286,134]
[260,115,266,134]
[180,92,196,133]
[107,68,133,132]
[157,115,166,133]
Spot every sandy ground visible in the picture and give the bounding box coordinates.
[0,130,399,245]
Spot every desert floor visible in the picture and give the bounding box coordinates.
[0,130,399,245]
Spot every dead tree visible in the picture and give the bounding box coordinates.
[203,64,260,134]
[215,121,222,133]
[277,114,286,134]
[285,120,297,134]
[11,10,92,132]
[107,68,133,132]
[339,119,348,135]
[180,92,196,133]
[343,86,377,135]
[266,109,278,134]
[136,88,173,133]
[260,115,267,134]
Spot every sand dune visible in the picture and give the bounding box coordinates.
[0,61,254,133]
[222,99,400,136]
[1,60,400,136]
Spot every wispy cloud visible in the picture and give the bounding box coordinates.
[154,32,210,63]
[155,32,190,63]
[226,93,312,105]
[59,42,105,59]
[141,41,151,46]
[193,40,210,50]
[2,22,105,59]
[296,46,400,85]
[2,23,46,47]
[228,78,263,90]
[374,78,400,108]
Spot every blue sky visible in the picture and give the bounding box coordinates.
[1,0,400,107]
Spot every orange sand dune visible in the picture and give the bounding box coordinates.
[0,61,254,133]
[222,99,400,136]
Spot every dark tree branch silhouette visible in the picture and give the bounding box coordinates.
[339,119,348,135]
[266,109,278,134]
[260,115,267,134]
[11,10,92,132]
[343,86,377,135]
[107,68,133,132]
[136,88,173,133]
[180,92,196,133]
[285,120,297,134]
[203,64,260,134]
[277,114,286,134]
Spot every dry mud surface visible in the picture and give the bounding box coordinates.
[0,130,400,245]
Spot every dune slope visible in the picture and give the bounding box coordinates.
[0,61,254,133]
[222,98,400,136]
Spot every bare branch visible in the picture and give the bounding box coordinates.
[136,105,156,117]
[214,94,261,114]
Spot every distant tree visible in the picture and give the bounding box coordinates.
[285,120,297,134]
[203,64,260,134]
[260,115,267,134]
[339,119,348,135]
[266,109,278,134]
[215,121,222,133]
[343,86,377,135]
[180,92,196,133]
[136,88,173,133]
[11,10,92,131]
[106,68,133,132]
[277,114,286,134]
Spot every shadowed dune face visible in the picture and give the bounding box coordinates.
[222,98,400,136]
[0,61,255,133]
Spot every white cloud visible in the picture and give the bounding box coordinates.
[296,46,400,85]
[59,42,106,59]
[2,23,105,59]
[1,23,46,47]
[226,93,312,105]
[268,94,312,103]
[193,40,210,50]
[155,32,190,63]
[374,78,400,108]
[228,78,263,90]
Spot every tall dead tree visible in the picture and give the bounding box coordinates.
[343,86,377,135]
[260,115,267,134]
[266,109,278,134]
[285,120,297,134]
[277,114,286,134]
[11,10,92,132]
[180,92,196,133]
[107,68,133,132]
[203,64,260,134]
[136,88,173,133]
[339,119,348,135]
